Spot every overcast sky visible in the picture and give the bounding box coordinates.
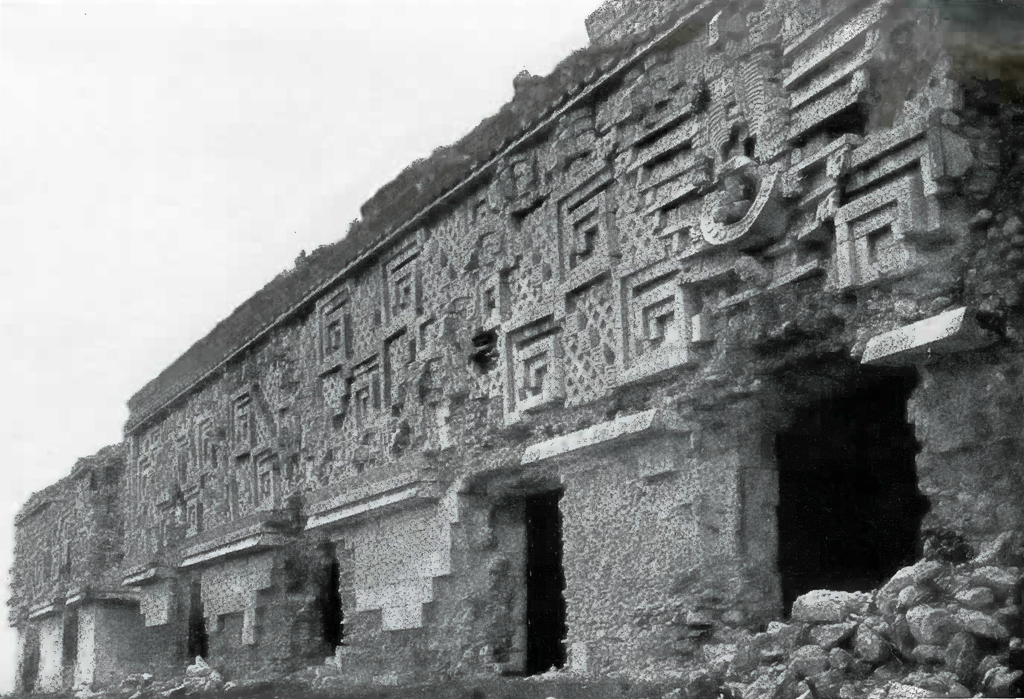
[0,0,600,689]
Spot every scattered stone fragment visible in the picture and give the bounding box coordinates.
[970,566,1021,601]
[910,644,945,665]
[944,631,980,682]
[788,645,829,677]
[983,665,1024,696]
[854,626,890,665]
[954,586,996,610]
[906,605,955,645]
[886,681,941,698]
[792,590,865,623]
[953,608,1010,640]
[810,621,857,649]
[897,584,930,610]
[828,647,856,674]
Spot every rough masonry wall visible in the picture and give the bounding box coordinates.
[11,0,1024,690]
[10,447,125,625]
[911,355,1024,546]
[115,0,1022,679]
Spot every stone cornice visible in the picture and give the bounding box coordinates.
[521,409,696,465]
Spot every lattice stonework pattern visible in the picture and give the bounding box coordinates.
[564,278,619,406]
[507,204,555,310]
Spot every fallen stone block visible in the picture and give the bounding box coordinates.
[896,584,930,611]
[945,683,971,698]
[861,307,1000,366]
[953,608,1010,640]
[878,563,942,617]
[701,643,737,676]
[994,603,1021,631]
[944,631,981,682]
[854,626,890,664]
[983,665,1024,696]
[741,669,790,699]
[903,669,958,694]
[885,681,941,698]
[184,656,213,679]
[970,566,1021,602]
[954,586,996,610]
[829,647,856,674]
[810,621,858,649]
[974,532,1024,567]
[909,644,946,665]
[788,645,829,677]
[905,605,955,645]
[766,621,807,649]
[792,590,866,623]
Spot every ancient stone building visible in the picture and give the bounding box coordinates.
[10,0,1024,693]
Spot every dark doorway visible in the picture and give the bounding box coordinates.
[525,491,567,675]
[318,545,344,650]
[776,370,928,614]
[21,631,39,694]
[62,609,78,687]
[187,580,208,659]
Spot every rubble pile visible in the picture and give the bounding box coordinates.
[706,536,1024,699]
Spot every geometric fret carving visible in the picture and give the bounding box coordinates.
[832,171,925,289]
[618,260,700,386]
[783,0,890,140]
[502,314,564,425]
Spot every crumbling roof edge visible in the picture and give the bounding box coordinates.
[14,444,125,525]
[123,0,720,436]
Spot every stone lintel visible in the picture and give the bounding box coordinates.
[66,589,140,607]
[521,409,694,466]
[305,480,441,531]
[27,601,61,620]
[179,533,288,569]
[861,307,1000,365]
[122,565,175,588]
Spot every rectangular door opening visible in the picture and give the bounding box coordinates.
[187,580,209,659]
[775,369,928,615]
[61,609,78,689]
[525,490,567,675]
[319,544,344,651]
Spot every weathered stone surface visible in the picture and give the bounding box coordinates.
[792,591,867,624]
[953,608,1010,640]
[741,669,790,699]
[828,647,856,674]
[983,665,1024,696]
[897,585,930,611]
[885,681,941,698]
[809,622,857,650]
[788,645,829,677]
[11,0,1024,692]
[970,566,1021,601]
[954,586,996,610]
[861,307,1000,365]
[910,644,946,665]
[905,606,955,646]
[854,626,890,665]
[944,631,980,682]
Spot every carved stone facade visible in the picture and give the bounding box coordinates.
[11,0,1024,693]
